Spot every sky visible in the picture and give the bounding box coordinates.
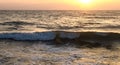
[0,0,120,10]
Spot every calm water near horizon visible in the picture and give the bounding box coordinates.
[0,10,120,32]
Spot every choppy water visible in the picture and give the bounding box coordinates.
[0,10,120,65]
[0,10,120,40]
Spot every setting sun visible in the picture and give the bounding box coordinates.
[77,0,93,10]
[79,0,92,4]
[0,0,120,10]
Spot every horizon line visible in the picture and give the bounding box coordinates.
[0,9,120,11]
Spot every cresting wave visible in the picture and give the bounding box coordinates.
[0,31,120,41]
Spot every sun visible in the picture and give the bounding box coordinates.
[79,0,92,4]
[77,0,94,9]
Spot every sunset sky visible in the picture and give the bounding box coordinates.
[0,0,120,10]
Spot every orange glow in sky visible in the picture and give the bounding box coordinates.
[0,0,120,10]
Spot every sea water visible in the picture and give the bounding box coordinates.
[0,10,120,40]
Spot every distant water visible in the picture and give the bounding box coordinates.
[0,10,120,40]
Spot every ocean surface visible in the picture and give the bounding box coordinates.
[0,10,120,41]
[0,10,120,65]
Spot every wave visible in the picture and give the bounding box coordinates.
[0,21,34,26]
[0,31,119,41]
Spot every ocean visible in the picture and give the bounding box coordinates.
[0,10,120,65]
[0,10,120,41]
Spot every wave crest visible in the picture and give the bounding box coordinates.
[0,31,119,41]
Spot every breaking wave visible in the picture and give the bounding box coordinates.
[0,31,119,41]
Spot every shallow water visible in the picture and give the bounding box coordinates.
[0,40,120,65]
